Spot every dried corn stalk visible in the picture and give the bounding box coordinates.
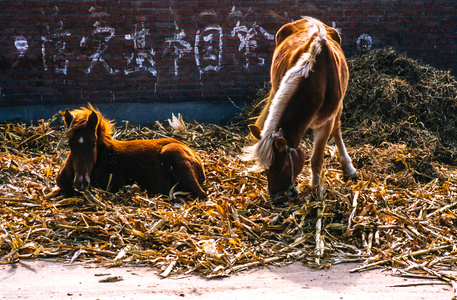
[1,48,457,297]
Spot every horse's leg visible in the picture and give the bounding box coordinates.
[46,156,76,198]
[162,144,206,198]
[311,119,334,188]
[332,108,357,180]
[171,159,206,198]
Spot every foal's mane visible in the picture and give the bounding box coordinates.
[243,17,327,169]
[67,104,114,142]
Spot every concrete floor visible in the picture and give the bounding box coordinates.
[0,260,452,299]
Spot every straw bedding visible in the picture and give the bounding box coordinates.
[1,49,456,292]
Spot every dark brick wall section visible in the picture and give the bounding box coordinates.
[1,1,456,108]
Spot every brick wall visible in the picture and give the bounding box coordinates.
[1,1,456,115]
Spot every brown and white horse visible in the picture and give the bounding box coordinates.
[244,17,356,199]
[46,104,206,199]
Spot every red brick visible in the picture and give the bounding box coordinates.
[0,0,456,107]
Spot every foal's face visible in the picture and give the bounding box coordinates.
[64,110,99,192]
[266,140,305,199]
[69,128,97,191]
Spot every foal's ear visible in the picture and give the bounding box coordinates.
[63,109,75,129]
[87,111,99,130]
[274,137,287,153]
[248,124,262,140]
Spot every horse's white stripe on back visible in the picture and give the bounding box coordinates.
[263,18,325,138]
[245,17,327,169]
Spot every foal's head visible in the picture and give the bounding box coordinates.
[63,106,106,192]
[248,125,305,199]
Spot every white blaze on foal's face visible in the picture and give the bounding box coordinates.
[68,131,98,192]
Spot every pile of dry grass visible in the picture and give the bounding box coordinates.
[343,48,457,164]
[0,48,456,294]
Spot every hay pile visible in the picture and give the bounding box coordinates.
[0,49,456,293]
[343,48,457,164]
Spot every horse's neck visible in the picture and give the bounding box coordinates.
[97,136,118,156]
[276,123,303,149]
[286,134,302,149]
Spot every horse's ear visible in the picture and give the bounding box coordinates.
[274,137,287,153]
[63,109,75,129]
[248,124,262,140]
[87,111,99,130]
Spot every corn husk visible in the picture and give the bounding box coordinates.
[1,49,457,296]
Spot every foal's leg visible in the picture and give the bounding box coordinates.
[46,156,76,198]
[311,119,334,187]
[162,144,206,198]
[171,159,206,198]
[331,109,357,180]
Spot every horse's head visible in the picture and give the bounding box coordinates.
[249,124,305,199]
[64,108,100,192]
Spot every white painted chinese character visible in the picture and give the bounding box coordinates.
[195,25,223,77]
[357,33,373,52]
[332,21,342,35]
[124,23,157,76]
[85,21,116,74]
[165,22,192,76]
[41,20,71,74]
[230,7,274,69]
[13,36,28,67]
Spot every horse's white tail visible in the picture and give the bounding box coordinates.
[242,17,327,169]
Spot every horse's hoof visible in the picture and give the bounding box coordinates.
[343,173,358,182]
[269,192,294,204]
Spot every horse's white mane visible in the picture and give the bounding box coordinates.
[242,17,327,169]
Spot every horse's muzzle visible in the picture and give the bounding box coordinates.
[286,185,298,198]
[269,185,298,202]
[74,175,90,191]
